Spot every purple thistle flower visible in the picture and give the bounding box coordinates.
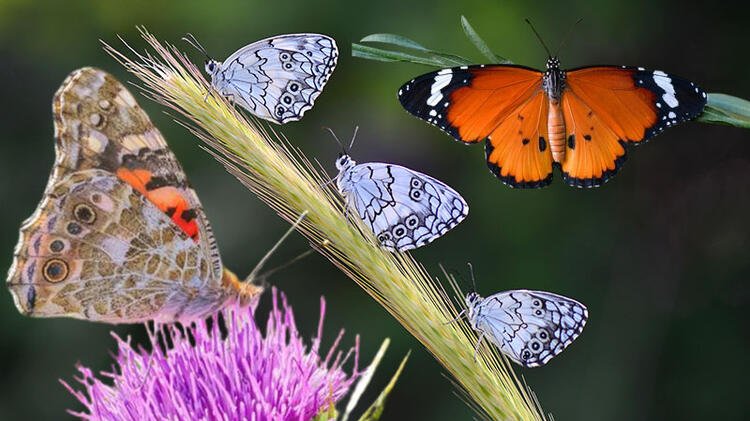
[63,288,360,421]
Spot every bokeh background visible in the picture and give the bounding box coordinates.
[1,1,748,420]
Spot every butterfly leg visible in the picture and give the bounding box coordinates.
[443,308,466,325]
[473,331,485,362]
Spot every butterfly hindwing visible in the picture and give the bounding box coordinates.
[468,290,588,367]
[559,90,629,187]
[8,170,227,323]
[485,91,554,188]
[210,33,338,124]
[336,158,468,251]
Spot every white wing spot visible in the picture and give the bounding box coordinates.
[653,70,679,108]
[426,69,453,107]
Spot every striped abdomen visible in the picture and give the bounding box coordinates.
[547,99,566,163]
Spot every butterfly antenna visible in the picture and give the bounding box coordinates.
[323,126,346,154]
[182,33,211,60]
[524,18,552,58]
[246,211,308,283]
[555,17,583,57]
[348,126,359,151]
[257,239,331,285]
[467,262,477,293]
[256,244,318,281]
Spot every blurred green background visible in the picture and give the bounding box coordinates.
[1,0,748,420]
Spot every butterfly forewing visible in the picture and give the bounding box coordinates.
[210,33,338,124]
[468,290,588,367]
[337,158,468,251]
[53,67,218,256]
[399,65,543,143]
[567,66,707,141]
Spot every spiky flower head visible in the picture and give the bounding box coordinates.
[63,288,359,420]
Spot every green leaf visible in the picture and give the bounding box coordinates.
[352,43,446,66]
[697,93,750,128]
[352,43,471,67]
[429,51,473,66]
[357,351,411,421]
[460,15,510,64]
[359,33,429,51]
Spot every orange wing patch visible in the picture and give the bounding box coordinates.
[565,67,658,144]
[560,91,628,187]
[398,65,542,143]
[116,167,199,240]
[447,67,543,142]
[485,91,554,188]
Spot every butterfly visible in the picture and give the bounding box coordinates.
[398,45,707,188]
[189,33,338,124]
[464,288,588,367]
[334,147,468,251]
[6,67,263,324]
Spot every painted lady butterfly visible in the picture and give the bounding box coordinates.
[6,67,261,324]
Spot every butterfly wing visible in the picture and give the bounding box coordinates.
[398,65,554,187]
[472,290,588,367]
[7,171,234,323]
[561,66,707,187]
[6,68,253,323]
[337,162,468,251]
[212,33,338,123]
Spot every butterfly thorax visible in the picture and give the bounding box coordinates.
[465,292,483,329]
[335,154,356,191]
[542,57,568,163]
[542,57,566,100]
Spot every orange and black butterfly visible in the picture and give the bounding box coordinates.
[398,46,707,188]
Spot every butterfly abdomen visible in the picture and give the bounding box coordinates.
[547,99,566,163]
